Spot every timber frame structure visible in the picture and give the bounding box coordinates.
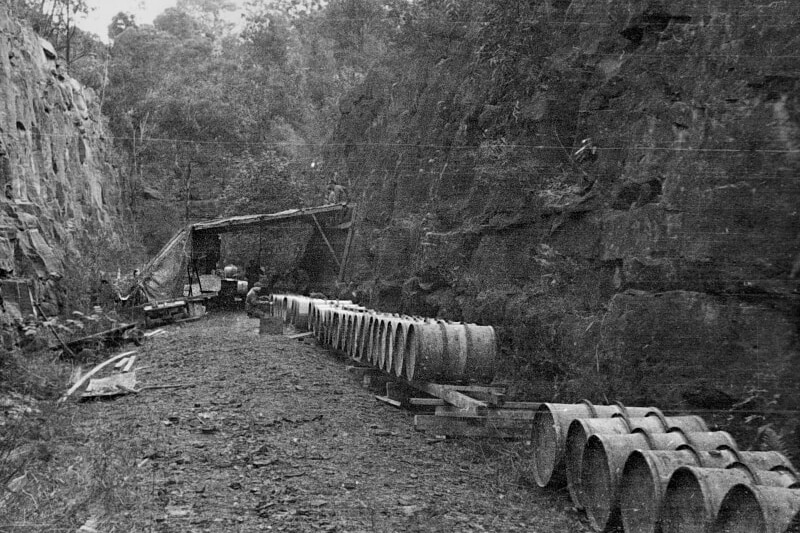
[139,203,357,302]
[190,203,357,285]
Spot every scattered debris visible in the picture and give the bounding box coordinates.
[81,372,138,400]
[122,356,136,372]
[58,350,137,403]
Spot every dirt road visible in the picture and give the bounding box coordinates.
[35,313,590,532]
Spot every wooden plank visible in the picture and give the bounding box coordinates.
[434,406,537,420]
[413,415,526,439]
[310,213,342,270]
[411,382,488,416]
[59,350,137,403]
[434,384,507,394]
[409,398,446,406]
[346,365,381,377]
[66,323,136,348]
[82,372,138,398]
[338,203,357,282]
[407,398,539,409]
[375,395,403,408]
[190,204,350,236]
[122,356,136,373]
[287,331,314,339]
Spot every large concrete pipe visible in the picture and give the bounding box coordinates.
[618,449,791,533]
[404,321,444,381]
[272,294,289,320]
[661,466,761,533]
[711,484,800,533]
[463,324,497,382]
[356,314,377,363]
[436,320,469,380]
[531,402,662,488]
[347,312,366,361]
[581,429,737,531]
[369,316,387,368]
[565,415,707,509]
[379,317,397,373]
[390,318,416,378]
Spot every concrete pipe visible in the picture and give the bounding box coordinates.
[711,484,800,533]
[727,463,799,488]
[436,320,469,380]
[379,317,397,373]
[390,318,415,378]
[369,316,387,368]
[619,448,744,533]
[329,310,342,349]
[348,313,366,361]
[357,314,377,364]
[337,309,352,351]
[319,306,336,347]
[531,402,662,488]
[564,414,705,510]
[661,466,760,533]
[404,322,445,382]
[272,294,289,320]
[581,429,737,532]
[337,310,355,352]
[463,324,497,382]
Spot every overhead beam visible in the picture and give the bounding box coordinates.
[191,203,350,236]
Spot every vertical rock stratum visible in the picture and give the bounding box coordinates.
[0,8,128,331]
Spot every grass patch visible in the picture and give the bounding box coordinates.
[0,348,161,531]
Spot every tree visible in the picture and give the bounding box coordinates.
[9,0,90,68]
[108,11,136,40]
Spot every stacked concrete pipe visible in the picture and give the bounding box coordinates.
[530,401,663,488]
[661,463,800,533]
[581,428,738,531]
[564,413,708,510]
[619,448,795,533]
[264,296,798,532]
[712,483,800,533]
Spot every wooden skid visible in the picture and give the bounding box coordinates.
[434,406,537,420]
[409,398,540,410]
[413,415,529,439]
[410,382,489,416]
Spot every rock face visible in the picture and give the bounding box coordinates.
[330,1,800,421]
[0,9,127,325]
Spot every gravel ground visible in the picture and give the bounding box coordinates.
[45,312,591,532]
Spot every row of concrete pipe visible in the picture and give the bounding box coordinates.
[532,401,799,532]
[270,294,497,383]
[270,295,799,532]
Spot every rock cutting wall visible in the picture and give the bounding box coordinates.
[329,0,800,435]
[0,9,128,329]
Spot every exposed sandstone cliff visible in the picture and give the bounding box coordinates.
[329,1,800,429]
[0,9,129,332]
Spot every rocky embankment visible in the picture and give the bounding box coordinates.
[328,1,800,444]
[0,8,129,344]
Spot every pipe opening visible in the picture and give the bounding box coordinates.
[582,436,615,530]
[662,469,707,533]
[619,451,660,533]
[710,484,764,533]
[532,409,558,487]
